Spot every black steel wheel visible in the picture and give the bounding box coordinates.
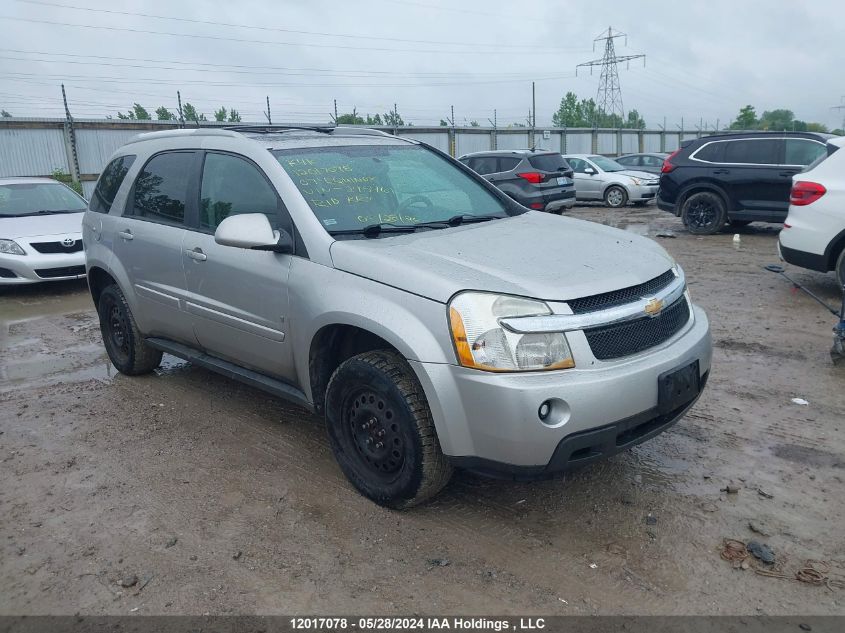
[682,191,727,235]
[325,350,452,508]
[97,284,162,375]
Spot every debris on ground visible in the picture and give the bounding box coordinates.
[748,521,772,537]
[164,537,178,549]
[119,574,138,588]
[720,539,748,566]
[427,558,450,567]
[655,231,676,238]
[232,550,243,561]
[757,488,774,499]
[721,484,740,494]
[747,540,776,564]
[645,514,657,525]
[791,398,809,406]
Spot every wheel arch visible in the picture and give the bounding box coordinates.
[87,266,118,307]
[825,227,845,272]
[677,182,731,215]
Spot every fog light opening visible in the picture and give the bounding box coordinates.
[538,401,551,421]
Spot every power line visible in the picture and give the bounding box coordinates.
[13,0,588,52]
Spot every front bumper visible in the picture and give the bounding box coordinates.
[410,304,711,473]
[0,247,86,285]
[629,184,660,202]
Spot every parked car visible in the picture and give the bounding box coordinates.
[657,131,833,235]
[84,126,712,508]
[561,154,660,208]
[458,149,575,213]
[779,136,845,287]
[615,152,669,175]
[0,177,88,285]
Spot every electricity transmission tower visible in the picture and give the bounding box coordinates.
[832,96,845,131]
[576,27,645,124]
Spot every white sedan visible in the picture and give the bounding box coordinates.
[0,177,88,285]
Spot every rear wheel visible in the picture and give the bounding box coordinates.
[682,191,727,235]
[324,350,452,509]
[604,186,628,208]
[97,284,162,375]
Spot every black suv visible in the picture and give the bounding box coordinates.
[459,150,575,214]
[657,132,833,234]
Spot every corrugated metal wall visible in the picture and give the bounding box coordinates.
[0,127,68,177]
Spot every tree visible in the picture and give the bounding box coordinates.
[228,109,241,122]
[182,103,206,123]
[832,128,844,136]
[155,106,176,121]
[1,109,10,118]
[336,108,364,124]
[439,119,449,126]
[116,103,150,120]
[625,109,645,129]
[469,120,480,127]
[730,105,758,130]
[365,113,383,125]
[758,109,794,131]
[383,110,404,126]
[214,106,228,122]
[552,92,583,127]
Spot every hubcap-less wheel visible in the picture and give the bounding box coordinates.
[108,304,130,359]
[682,191,726,235]
[346,389,405,479]
[686,199,716,229]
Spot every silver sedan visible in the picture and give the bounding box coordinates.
[562,154,660,208]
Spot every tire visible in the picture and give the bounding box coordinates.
[324,350,452,509]
[836,248,845,290]
[604,185,628,208]
[97,284,162,375]
[681,191,727,235]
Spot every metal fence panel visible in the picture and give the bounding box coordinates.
[76,128,143,174]
[81,179,96,200]
[643,133,663,153]
[0,127,68,177]
[455,132,491,156]
[563,132,592,154]
[619,133,639,154]
[597,132,615,154]
[664,133,681,151]
[495,132,530,150]
[396,130,449,153]
[531,131,561,152]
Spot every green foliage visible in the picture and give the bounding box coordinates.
[336,108,364,124]
[214,106,228,122]
[383,110,404,126]
[832,128,844,136]
[758,109,794,130]
[551,91,643,128]
[1,109,10,118]
[155,106,176,121]
[729,105,758,130]
[469,120,480,127]
[439,119,449,126]
[228,109,241,122]
[51,168,83,196]
[182,103,206,123]
[366,113,383,125]
[116,103,151,120]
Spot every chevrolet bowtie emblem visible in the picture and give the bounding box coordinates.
[644,297,664,316]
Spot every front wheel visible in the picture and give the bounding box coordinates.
[97,284,162,375]
[324,350,452,509]
[604,186,628,208]
[682,191,727,235]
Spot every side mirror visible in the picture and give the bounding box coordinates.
[214,213,293,254]
[584,167,596,175]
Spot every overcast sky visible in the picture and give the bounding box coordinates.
[1,0,843,129]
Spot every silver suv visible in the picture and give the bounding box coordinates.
[83,126,712,508]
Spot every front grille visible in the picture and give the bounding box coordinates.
[31,240,83,254]
[0,267,17,278]
[34,265,86,279]
[568,269,676,314]
[585,296,690,360]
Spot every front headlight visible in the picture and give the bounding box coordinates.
[0,239,25,255]
[448,292,575,372]
[629,177,642,186]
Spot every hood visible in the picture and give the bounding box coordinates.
[0,212,84,239]
[618,169,658,181]
[329,212,674,303]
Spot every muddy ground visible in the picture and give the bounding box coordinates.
[1,204,844,616]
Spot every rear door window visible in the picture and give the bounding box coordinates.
[498,157,521,172]
[723,139,780,165]
[130,151,195,225]
[784,139,827,166]
[616,155,639,167]
[90,155,135,214]
[641,155,663,168]
[528,154,570,172]
[468,156,499,175]
[693,141,726,163]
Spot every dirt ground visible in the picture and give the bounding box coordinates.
[1,204,844,616]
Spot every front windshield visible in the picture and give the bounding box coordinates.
[0,182,87,217]
[589,155,626,172]
[273,144,510,233]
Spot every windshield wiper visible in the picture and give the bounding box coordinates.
[9,209,82,217]
[329,223,421,237]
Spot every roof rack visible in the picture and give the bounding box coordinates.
[224,125,336,134]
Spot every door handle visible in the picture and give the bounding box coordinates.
[186,248,207,262]
[713,169,730,175]
[118,230,133,241]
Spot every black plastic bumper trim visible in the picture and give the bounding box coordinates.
[780,243,828,273]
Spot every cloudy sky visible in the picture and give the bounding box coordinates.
[1,0,843,129]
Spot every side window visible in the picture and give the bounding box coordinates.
[91,155,135,214]
[693,141,726,163]
[784,139,826,166]
[616,156,636,166]
[131,152,194,225]
[199,153,280,231]
[641,155,661,167]
[498,157,521,172]
[470,156,499,175]
[723,139,780,165]
[567,158,587,173]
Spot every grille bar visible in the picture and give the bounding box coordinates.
[585,296,690,360]
[34,265,86,279]
[31,240,83,254]
[568,269,676,314]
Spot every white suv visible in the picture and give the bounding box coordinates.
[779,136,845,288]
